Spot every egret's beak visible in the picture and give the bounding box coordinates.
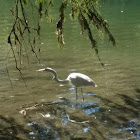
[36,68,45,72]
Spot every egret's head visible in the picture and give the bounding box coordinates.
[45,67,55,72]
[36,67,57,80]
[36,67,55,72]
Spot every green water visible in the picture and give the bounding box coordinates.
[0,0,140,140]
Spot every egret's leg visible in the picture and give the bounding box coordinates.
[75,87,78,100]
[81,88,84,101]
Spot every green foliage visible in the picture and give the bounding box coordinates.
[22,0,28,5]
[56,0,68,47]
[35,0,47,5]
[36,0,53,20]
[8,0,116,70]
[56,0,116,65]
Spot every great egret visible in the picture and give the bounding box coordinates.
[37,67,97,100]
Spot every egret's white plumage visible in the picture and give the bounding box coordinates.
[37,67,97,100]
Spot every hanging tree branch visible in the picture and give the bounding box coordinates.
[56,0,68,47]
[55,0,116,66]
[8,0,45,75]
[8,0,116,70]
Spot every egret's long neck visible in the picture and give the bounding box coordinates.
[48,70,69,84]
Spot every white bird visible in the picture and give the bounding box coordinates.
[37,67,97,100]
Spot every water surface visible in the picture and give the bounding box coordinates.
[0,0,140,140]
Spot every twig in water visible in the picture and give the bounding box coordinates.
[66,114,89,124]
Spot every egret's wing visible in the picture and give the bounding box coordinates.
[67,73,94,87]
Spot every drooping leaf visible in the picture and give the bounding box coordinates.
[22,0,28,5]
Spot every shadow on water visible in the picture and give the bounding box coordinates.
[95,88,140,140]
[1,90,140,140]
[0,115,29,140]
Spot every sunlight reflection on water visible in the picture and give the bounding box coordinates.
[83,106,100,115]
[117,120,140,140]
[27,122,37,126]
[83,127,90,133]
[61,112,69,126]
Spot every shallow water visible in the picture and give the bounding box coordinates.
[0,0,140,140]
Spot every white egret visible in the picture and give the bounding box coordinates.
[37,67,97,100]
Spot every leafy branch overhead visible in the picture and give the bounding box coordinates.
[8,0,116,69]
